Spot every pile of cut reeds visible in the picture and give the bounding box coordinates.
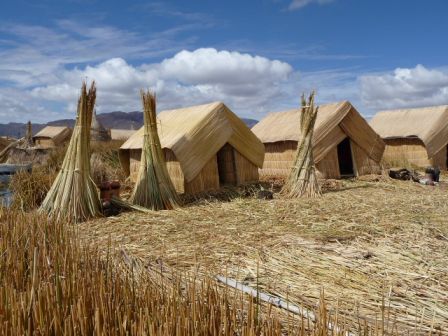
[130,90,179,210]
[40,82,101,222]
[0,207,374,335]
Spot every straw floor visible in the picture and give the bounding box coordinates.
[79,177,448,334]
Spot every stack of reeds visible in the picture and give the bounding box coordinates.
[282,92,321,198]
[130,90,179,210]
[40,82,101,222]
[25,120,33,147]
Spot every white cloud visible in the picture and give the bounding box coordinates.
[158,48,292,85]
[29,48,294,119]
[360,64,448,110]
[289,0,335,10]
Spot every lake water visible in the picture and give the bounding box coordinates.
[0,187,12,207]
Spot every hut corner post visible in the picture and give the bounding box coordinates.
[282,92,321,198]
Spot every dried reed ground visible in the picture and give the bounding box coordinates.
[79,178,448,334]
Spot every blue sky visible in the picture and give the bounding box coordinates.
[1,0,448,123]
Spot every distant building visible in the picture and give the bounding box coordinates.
[110,129,137,141]
[33,126,72,149]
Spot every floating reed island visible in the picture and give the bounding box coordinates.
[2,82,448,335]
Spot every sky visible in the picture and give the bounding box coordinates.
[1,0,448,123]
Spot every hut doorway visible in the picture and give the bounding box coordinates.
[217,144,237,185]
[446,145,448,170]
[337,138,355,177]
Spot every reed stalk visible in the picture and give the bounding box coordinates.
[282,92,321,198]
[39,82,101,222]
[129,90,179,210]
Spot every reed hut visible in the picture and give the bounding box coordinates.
[370,105,448,169]
[33,126,72,149]
[110,129,136,141]
[91,110,111,142]
[252,101,385,179]
[119,102,265,194]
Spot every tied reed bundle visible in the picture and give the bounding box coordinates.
[129,90,179,210]
[25,121,33,147]
[282,92,321,198]
[40,82,101,222]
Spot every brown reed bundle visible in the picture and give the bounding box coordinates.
[25,120,33,147]
[129,90,179,210]
[40,82,101,222]
[282,92,321,198]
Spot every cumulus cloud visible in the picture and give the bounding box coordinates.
[360,64,448,110]
[289,0,335,10]
[159,49,292,85]
[29,48,294,119]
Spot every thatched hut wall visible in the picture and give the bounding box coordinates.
[34,138,57,148]
[382,138,447,169]
[261,137,381,179]
[316,146,340,179]
[122,142,258,195]
[234,150,259,184]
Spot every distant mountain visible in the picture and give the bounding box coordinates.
[0,112,258,138]
[243,118,258,128]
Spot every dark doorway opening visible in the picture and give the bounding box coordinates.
[217,144,237,185]
[337,138,355,177]
[446,145,448,170]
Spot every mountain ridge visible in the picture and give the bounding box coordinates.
[0,111,259,138]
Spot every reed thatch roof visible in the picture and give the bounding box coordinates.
[370,105,448,158]
[252,101,385,163]
[120,101,265,182]
[110,129,136,141]
[33,126,72,144]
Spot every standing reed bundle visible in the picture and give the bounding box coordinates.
[40,82,101,222]
[129,90,179,210]
[282,92,321,198]
[25,121,33,147]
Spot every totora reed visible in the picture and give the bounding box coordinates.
[130,90,179,210]
[282,92,321,198]
[40,82,101,222]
